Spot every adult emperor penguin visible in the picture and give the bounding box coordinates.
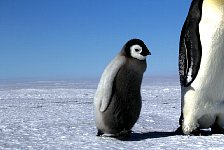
[178,0,224,135]
[94,39,151,137]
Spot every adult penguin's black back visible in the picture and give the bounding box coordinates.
[179,0,203,87]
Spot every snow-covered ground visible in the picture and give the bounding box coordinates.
[0,77,224,150]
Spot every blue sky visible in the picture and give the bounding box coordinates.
[0,0,191,80]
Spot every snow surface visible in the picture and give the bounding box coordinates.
[0,77,224,150]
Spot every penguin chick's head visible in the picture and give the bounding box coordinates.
[124,39,151,60]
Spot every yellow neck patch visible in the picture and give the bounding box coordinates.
[203,0,224,14]
[204,0,224,8]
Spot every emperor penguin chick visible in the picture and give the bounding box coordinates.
[94,39,151,137]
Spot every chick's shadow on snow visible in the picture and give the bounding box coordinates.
[119,131,177,141]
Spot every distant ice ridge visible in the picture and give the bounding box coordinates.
[0,89,95,100]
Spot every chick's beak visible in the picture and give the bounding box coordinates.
[145,50,151,56]
[141,49,151,56]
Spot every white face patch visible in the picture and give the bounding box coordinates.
[130,45,146,60]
